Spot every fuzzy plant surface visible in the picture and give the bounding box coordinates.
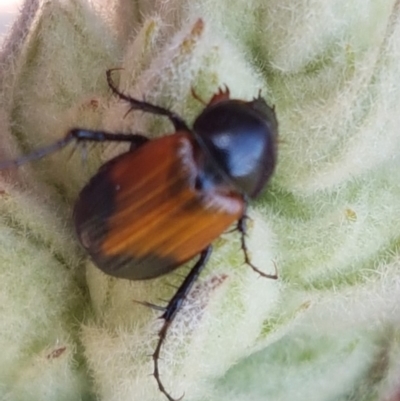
[1,1,400,401]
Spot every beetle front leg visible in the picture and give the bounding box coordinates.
[237,214,278,280]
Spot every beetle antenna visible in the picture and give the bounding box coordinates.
[237,214,278,279]
[106,69,190,132]
[152,246,212,401]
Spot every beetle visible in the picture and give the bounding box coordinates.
[0,69,278,401]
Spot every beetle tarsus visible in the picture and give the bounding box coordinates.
[237,215,278,280]
[133,299,167,312]
[0,135,74,169]
[190,87,207,105]
[106,69,190,132]
[0,129,149,169]
[152,247,212,401]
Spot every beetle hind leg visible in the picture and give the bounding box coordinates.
[152,246,212,401]
[0,129,149,169]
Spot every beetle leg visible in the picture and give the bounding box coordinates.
[190,87,207,105]
[0,129,149,169]
[68,129,149,147]
[0,134,74,169]
[68,129,149,152]
[133,299,167,312]
[106,69,190,132]
[153,246,212,401]
[237,215,278,280]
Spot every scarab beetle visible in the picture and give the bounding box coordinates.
[0,69,278,401]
